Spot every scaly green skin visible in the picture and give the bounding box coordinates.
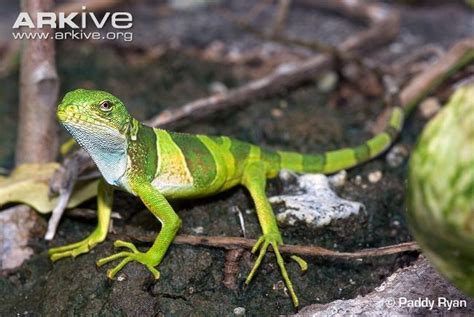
[49,89,405,307]
[407,86,474,296]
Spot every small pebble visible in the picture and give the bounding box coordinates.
[389,42,404,54]
[279,100,288,109]
[191,226,204,234]
[278,169,294,181]
[354,175,363,186]
[419,97,441,119]
[116,273,128,282]
[386,144,409,167]
[329,170,347,187]
[233,307,246,317]
[317,71,338,92]
[271,108,283,118]
[368,171,383,183]
[273,280,285,290]
[209,81,228,95]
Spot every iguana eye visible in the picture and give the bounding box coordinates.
[99,100,113,112]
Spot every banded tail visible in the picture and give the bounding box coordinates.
[269,106,405,174]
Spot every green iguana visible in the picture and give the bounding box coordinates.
[50,89,404,307]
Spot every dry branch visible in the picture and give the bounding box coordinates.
[400,38,474,114]
[146,54,334,127]
[271,0,292,38]
[148,0,399,128]
[243,0,273,23]
[16,0,60,165]
[132,234,419,258]
[45,149,97,239]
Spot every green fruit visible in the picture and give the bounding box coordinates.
[407,85,474,296]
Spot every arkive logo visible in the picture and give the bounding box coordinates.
[13,6,133,29]
[12,6,134,42]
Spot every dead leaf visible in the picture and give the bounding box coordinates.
[0,163,98,213]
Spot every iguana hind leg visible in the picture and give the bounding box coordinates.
[49,179,113,261]
[242,161,301,307]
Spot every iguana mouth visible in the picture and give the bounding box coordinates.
[56,107,68,122]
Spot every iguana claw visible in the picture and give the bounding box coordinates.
[48,229,105,261]
[245,232,300,307]
[96,239,161,279]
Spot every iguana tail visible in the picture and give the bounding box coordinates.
[272,106,404,174]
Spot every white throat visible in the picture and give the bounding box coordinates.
[63,122,128,186]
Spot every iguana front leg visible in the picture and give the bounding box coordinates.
[242,161,304,308]
[49,179,114,260]
[96,179,181,279]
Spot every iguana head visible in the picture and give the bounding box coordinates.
[57,89,133,146]
[57,89,131,133]
[57,89,132,184]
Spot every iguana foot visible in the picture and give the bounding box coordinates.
[49,229,105,261]
[245,232,305,307]
[96,240,160,279]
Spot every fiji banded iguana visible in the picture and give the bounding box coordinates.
[50,89,404,307]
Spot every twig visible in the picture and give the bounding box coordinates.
[218,7,335,54]
[146,54,334,127]
[46,149,97,239]
[49,149,95,196]
[223,248,245,289]
[271,0,292,38]
[400,38,474,115]
[45,153,89,240]
[242,0,273,24]
[148,0,399,128]
[373,39,474,135]
[392,44,445,75]
[132,234,419,259]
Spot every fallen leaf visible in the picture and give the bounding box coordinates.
[0,163,98,213]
